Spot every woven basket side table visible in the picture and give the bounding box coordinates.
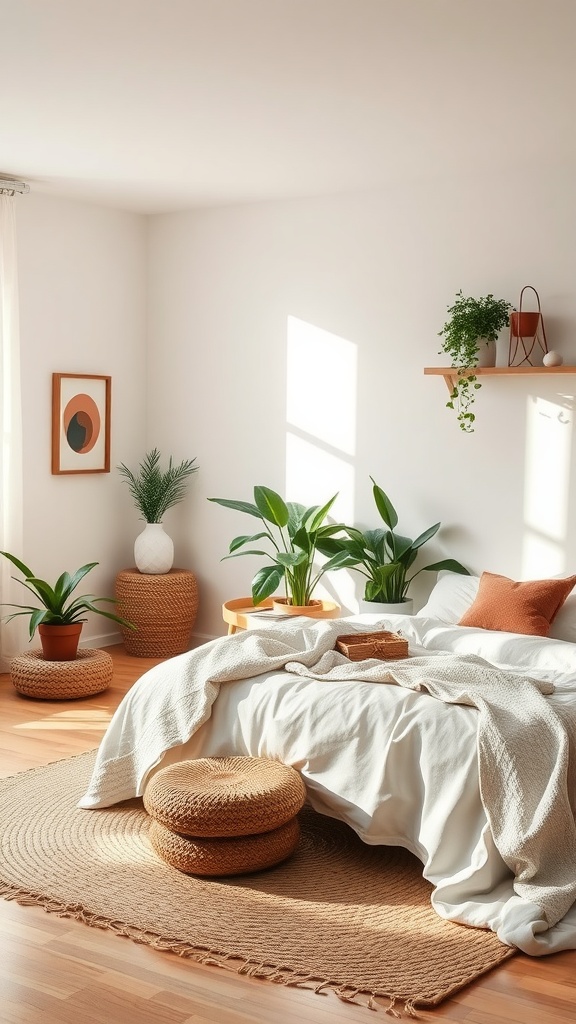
[115,568,199,658]
[10,649,113,700]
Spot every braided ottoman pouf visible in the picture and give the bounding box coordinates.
[10,649,113,699]
[144,756,307,876]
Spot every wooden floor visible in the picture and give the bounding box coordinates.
[1,646,575,1023]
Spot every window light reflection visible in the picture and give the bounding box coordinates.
[522,394,573,577]
[286,316,357,456]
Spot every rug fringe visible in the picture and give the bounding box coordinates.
[0,877,426,1017]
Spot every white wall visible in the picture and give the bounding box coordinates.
[16,193,147,646]
[148,164,576,639]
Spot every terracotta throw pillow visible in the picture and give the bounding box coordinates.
[458,571,576,637]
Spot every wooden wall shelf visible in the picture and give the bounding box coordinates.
[424,365,576,393]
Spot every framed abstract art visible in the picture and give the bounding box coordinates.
[51,373,111,474]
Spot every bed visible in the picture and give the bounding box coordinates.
[79,571,576,958]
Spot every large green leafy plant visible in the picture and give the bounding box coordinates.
[316,479,470,604]
[208,486,352,605]
[118,448,198,522]
[438,291,513,432]
[0,552,134,637]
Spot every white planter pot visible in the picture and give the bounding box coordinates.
[476,338,496,368]
[134,523,174,575]
[359,598,414,616]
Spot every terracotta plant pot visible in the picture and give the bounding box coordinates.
[38,623,83,661]
[271,598,340,619]
[510,311,541,338]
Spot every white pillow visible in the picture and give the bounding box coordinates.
[419,570,576,643]
[551,593,576,644]
[418,572,479,622]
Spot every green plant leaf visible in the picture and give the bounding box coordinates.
[290,526,312,552]
[276,551,307,568]
[254,486,289,527]
[321,550,359,571]
[229,532,270,553]
[221,549,270,560]
[419,559,470,575]
[304,494,338,533]
[386,532,413,561]
[252,565,284,604]
[316,535,365,562]
[370,479,398,529]
[62,562,99,597]
[0,551,35,578]
[28,608,49,637]
[79,600,136,629]
[53,571,72,603]
[362,529,387,562]
[25,577,58,610]
[286,502,307,538]
[208,497,263,519]
[410,523,441,551]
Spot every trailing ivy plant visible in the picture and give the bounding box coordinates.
[438,291,513,432]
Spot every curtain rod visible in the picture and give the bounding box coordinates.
[0,178,30,194]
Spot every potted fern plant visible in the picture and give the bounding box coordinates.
[208,485,352,614]
[118,449,198,574]
[0,553,135,660]
[438,290,513,432]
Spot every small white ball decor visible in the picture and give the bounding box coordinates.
[543,351,563,367]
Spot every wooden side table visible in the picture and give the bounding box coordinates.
[222,597,340,634]
[222,597,275,634]
[115,568,199,657]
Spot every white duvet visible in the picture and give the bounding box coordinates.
[80,614,576,957]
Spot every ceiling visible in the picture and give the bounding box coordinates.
[1,0,576,214]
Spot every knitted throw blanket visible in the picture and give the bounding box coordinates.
[80,618,576,929]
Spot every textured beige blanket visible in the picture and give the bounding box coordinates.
[80,618,576,928]
[286,646,576,928]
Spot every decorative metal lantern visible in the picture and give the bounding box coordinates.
[508,285,548,366]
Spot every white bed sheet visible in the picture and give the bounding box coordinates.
[140,613,576,956]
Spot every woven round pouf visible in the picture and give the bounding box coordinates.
[10,649,113,700]
[143,756,307,837]
[149,816,300,876]
[115,568,199,657]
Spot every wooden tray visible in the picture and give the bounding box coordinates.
[335,630,409,661]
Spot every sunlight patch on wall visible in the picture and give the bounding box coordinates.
[285,317,358,610]
[286,431,358,609]
[522,394,573,577]
[286,316,357,456]
[285,431,355,527]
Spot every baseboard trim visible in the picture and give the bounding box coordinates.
[79,630,219,653]
[79,630,122,650]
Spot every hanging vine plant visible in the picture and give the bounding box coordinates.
[438,291,514,432]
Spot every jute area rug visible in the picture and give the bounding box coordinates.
[0,751,515,1018]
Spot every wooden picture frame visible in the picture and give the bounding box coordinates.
[51,373,111,474]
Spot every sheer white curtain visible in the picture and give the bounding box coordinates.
[0,191,25,670]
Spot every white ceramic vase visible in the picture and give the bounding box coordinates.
[359,598,414,616]
[134,522,174,575]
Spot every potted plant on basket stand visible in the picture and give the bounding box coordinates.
[117,448,199,574]
[316,479,470,615]
[438,290,513,432]
[208,486,353,617]
[0,553,135,660]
